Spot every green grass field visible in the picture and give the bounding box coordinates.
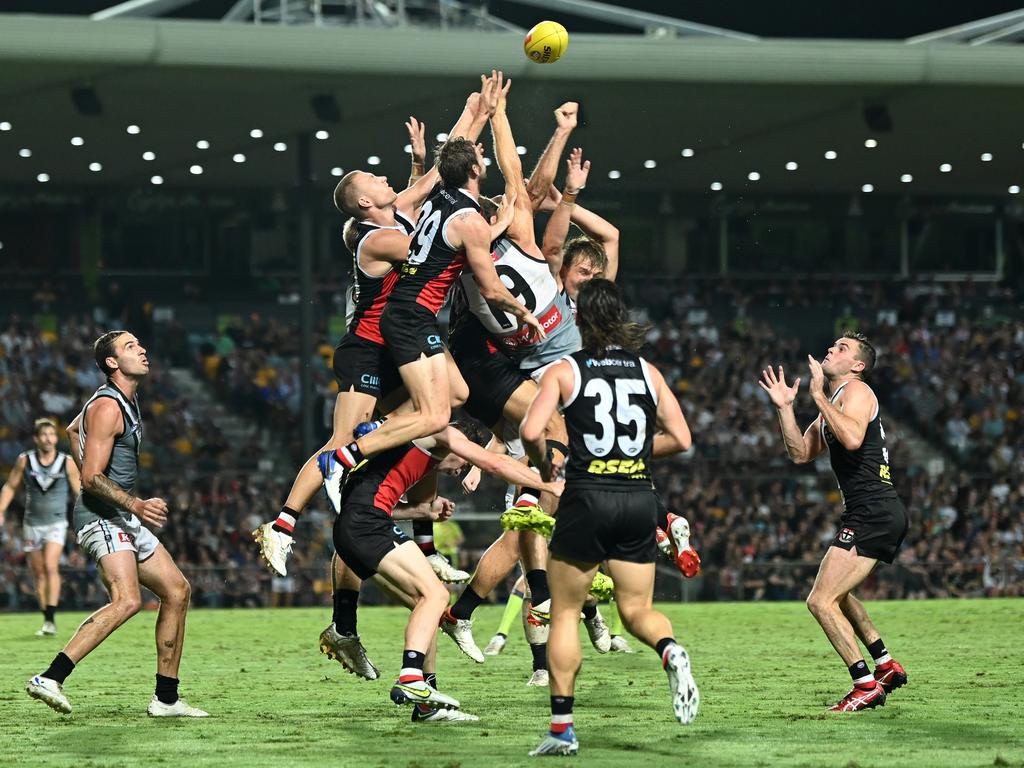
[1,600,1021,768]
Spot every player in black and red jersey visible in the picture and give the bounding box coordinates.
[520,279,699,756]
[331,414,562,720]
[760,332,909,712]
[317,72,546,500]
[253,79,499,574]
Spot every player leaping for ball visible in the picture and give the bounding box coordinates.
[760,333,909,712]
[317,72,546,504]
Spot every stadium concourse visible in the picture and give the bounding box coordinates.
[2,275,1020,610]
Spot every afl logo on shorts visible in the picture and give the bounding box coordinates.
[839,527,855,544]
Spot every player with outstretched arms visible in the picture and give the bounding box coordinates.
[26,331,207,718]
[520,279,699,757]
[759,332,909,712]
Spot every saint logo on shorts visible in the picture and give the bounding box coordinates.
[839,527,855,544]
[118,532,133,544]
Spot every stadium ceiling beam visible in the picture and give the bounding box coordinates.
[91,0,197,20]
[969,19,1024,45]
[222,0,254,23]
[505,0,759,41]
[905,8,1024,44]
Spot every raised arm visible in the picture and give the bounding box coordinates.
[526,102,578,209]
[81,399,168,529]
[0,453,27,526]
[396,77,496,216]
[488,73,536,246]
[571,204,619,282]
[404,116,427,189]
[808,362,874,451]
[541,148,590,276]
[759,365,825,464]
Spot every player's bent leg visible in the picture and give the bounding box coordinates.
[606,558,698,725]
[321,555,379,680]
[840,593,908,694]
[806,547,878,665]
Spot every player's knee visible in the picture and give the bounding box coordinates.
[117,593,143,618]
[806,592,831,616]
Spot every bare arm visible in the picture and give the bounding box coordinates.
[647,363,692,457]
[759,365,825,464]
[809,369,874,451]
[81,399,168,528]
[452,211,546,340]
[66,413,83,469]
[438,427,562,497]
[65,456,81,498]
[462,434,506,494]
[0,454,27,524]
[571,205,620,282]
[488,75,536,246]
[520,362,569,478]
[360,229,413,269]
[541,148,590,276]
[526,102,578,209]
[405,116,426,189]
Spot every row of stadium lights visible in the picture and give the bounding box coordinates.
[2,121,1021,194]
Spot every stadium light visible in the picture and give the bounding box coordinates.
[18,148,31,158]
[516,146,527,155]
[367,155,380,165]
[404,144,412,154]
[233,153,246,163]
[980,152,993,162]
[0,121,10,131]
[824,150,837,160]
[710,181,723,191]
[644,159,657,169]
[151,175,163,185]
[71,136,84,146]
[330,167,344,177]
[250,128,263,138]
[482,157,492,167]
[864,138,878,148]
[36,173,49,182]
[939,163,952,173]
[436,132,449,142]
[1010,185,1021,194]
[608,170,621,179]
[126,124,140,135]
[748,171,761,181]
[900,173,913,183]
[681,148,695,157]
[196,140,210,150]
[143,151,156,161]
[316,130,329,141]
[189,164,203,175]
[861,183,874,192]
[273,142,287,152]
[88,162,102,172]
[786,161,798,171]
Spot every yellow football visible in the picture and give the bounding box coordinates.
[524,20,568,64]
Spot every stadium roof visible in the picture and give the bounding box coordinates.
[1,13,1024,197]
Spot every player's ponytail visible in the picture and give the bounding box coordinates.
[576,278,649,356]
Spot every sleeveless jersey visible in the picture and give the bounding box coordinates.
[387,185,481,315]
[561,287,577,317]
[562,348,659,489]
[72,382,143,527]
[350,210,415,344]
[820,382,898,508]
[22,450,70,527]
[341,442,439,514]
[458,236,581,369]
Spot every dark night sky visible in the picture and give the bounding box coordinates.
[2,0,1023,40]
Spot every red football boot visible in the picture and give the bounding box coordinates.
[874,659,908,694]
[665,513,702,578]
[829,681,886,712]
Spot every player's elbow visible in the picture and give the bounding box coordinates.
[520,421,544,446]
[82,472,103,491]
[841,435,865,452]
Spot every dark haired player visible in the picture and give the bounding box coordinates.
[0,417,80,636]
[521,279,699,757]
[760,332,909,712]
[27,331,206,717]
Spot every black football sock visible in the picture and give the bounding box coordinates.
[43,605,56,623]
[332,588,359,636]
[413,520,436,556]
[42,652,75,684]
[155,674,179,705]
[272,506,299,535]
[550,695,574,734]
[867,638,892,665]
[849,660,874,686]
[335,442,364,468]
[449,587,485,621]
[530,642,548,672]
[399,650,426,683]
[655,637,676,664]
[526,570,550,606]
[581,603,597,621]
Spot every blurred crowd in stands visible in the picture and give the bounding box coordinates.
[1,275,1021,611]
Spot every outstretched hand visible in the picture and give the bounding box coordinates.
[758,365,801,409]
[405,116,426,165]
[554,101,578,130]
[565,147,590,194]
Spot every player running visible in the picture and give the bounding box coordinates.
[759,332,909,712]
[26,331,207,717]
[0,417,80,636]
[521,279,699,757]
[330,414,562,720]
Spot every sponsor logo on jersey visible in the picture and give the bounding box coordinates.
[838,527,855,544]
[426,334,443,348]
[586,458,647,477]
[360,373,380,387]
[585,358,636,368]
[499,304,563,350]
